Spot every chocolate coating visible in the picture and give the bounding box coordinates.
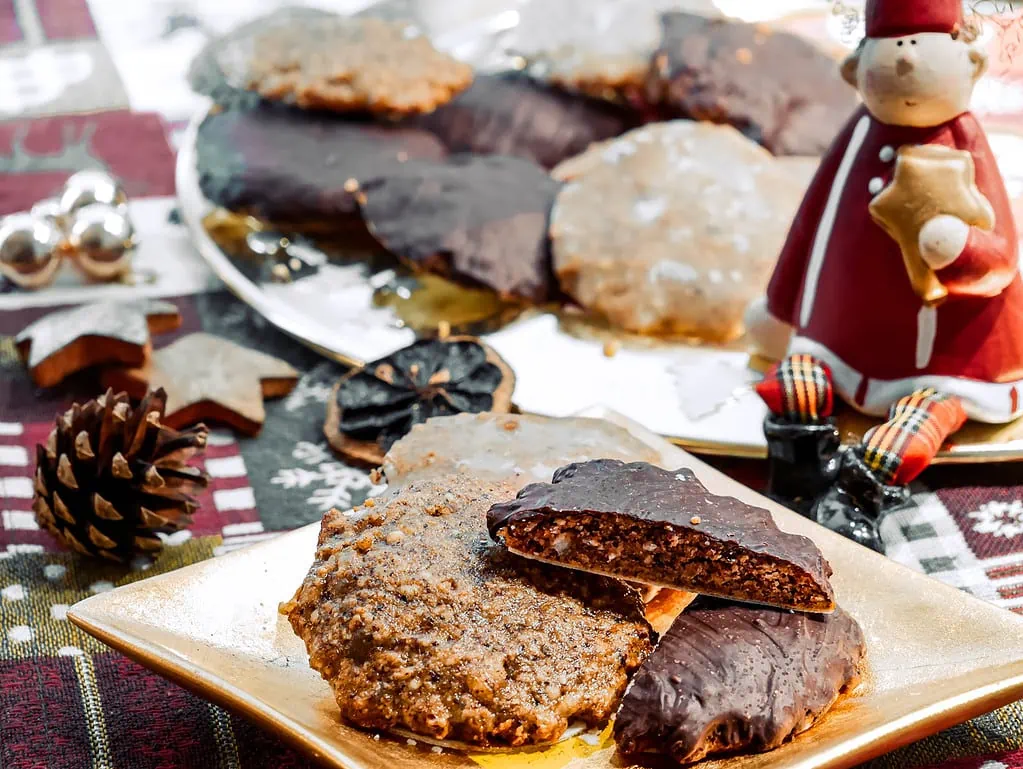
[614,598,865,764]
[412,72,636,169]
[647,13,856,156]
[196,104,446,226]
[359,154,561,301]
[488,459,835,612]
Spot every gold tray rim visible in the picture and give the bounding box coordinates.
[65,549,1023,769]
[67,407,1023,769]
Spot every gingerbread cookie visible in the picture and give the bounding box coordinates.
[196,103,446,238]
[187,6,336,107]
[102,332,298,436]
[550,121,808,341]
[282,474,652,747]
[381,411,659,487]
[412,72,635,169]
[16,300,181,388]
[488,459,835,613]
[615,599,865,764]
[359,154,561,302]
[506,0,718,102]
[647,13,856,156]
[236,16,473,115]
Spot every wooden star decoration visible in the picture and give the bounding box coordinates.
[101,332,299,436]
[15,300,181,387]
[868,144,995,306]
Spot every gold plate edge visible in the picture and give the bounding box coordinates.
[68,406,1023,769]
[66,607,352,769]
[669,436,1023,464]
[67,597,1023,769]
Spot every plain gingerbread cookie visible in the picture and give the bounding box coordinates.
[505,0,718,102]
[233,15,473,115]
[550,121,812,342]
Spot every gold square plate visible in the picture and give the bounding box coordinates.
[69,409,1023,769]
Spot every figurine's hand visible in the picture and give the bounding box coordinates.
[744,296,792,361]
[919,215,970,270]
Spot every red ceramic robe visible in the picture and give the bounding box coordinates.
[767,105,1023,423]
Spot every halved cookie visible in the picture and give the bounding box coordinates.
[488,458,836,613]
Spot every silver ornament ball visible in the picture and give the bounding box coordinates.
[0,212,64,289]
[59,170,128,217]
[67,203,137,280]
[30,198,68,233]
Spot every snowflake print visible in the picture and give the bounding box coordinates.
[292,441,331,465]
[270,441,383,513]
[270,467,327,489]
[309,478,380,513]
[968,500,1023,539]
[284,364,336,412]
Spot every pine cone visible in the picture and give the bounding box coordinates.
[32,388,210,562]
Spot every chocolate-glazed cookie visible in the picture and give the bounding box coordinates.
[196,104,446,237]
[615,598,865,764]
[358,154,561,302]
[488,459,835,613]
[647,13,857,156]
[412,72,636,169]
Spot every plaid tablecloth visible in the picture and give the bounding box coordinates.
[3,2,1023,768]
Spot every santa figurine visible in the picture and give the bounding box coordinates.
[745,0,1023,551]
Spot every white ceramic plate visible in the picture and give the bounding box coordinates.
[174,0,1023,462]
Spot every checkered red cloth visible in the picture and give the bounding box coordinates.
[4,2,1023,769]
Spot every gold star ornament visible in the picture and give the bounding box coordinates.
[868,144,995,306]
[102,332,299,436]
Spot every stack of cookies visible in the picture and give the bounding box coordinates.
[191,3,854,342]
[282,413,866,764]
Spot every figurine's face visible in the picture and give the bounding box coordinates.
[843,32,987,127]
